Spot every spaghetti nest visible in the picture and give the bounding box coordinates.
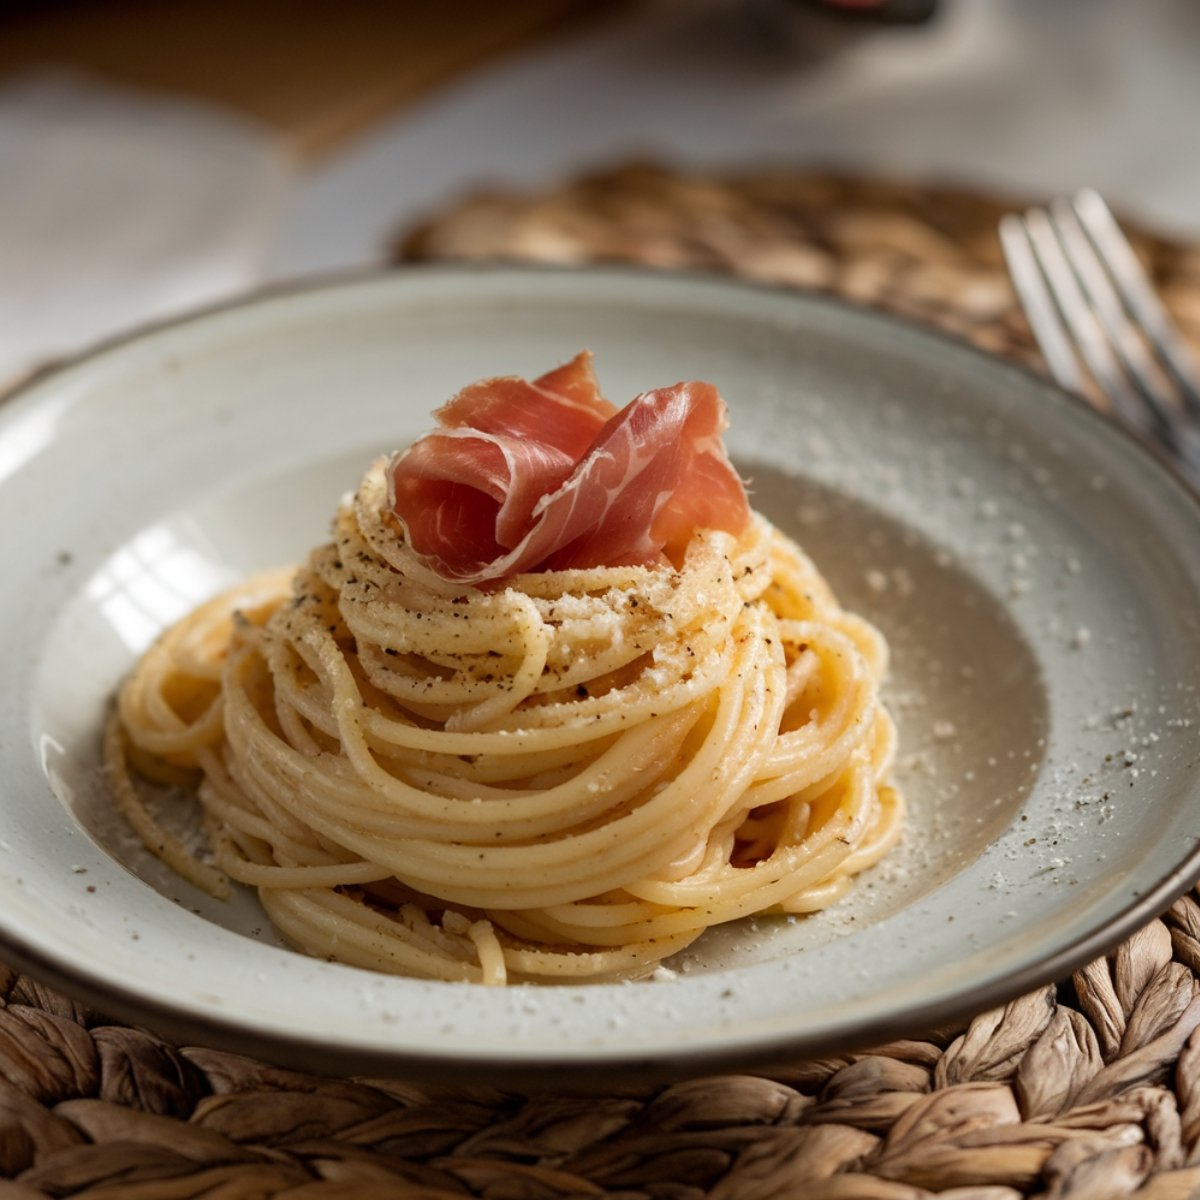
[109,461,902,984]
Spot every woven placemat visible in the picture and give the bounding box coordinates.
[398,163,1200,381]
[5,167,1200,1199]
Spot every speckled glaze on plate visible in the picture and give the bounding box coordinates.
[2,266,1199,1084]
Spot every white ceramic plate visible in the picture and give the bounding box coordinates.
[3,267,1199,1083]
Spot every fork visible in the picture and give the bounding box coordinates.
[999,188,1200,487]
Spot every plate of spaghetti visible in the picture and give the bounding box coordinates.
[2,266,1199,1081]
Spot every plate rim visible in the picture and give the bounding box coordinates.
[6,259,1199,510]
[3,261,1200,1083]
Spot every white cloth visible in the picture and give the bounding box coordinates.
[0,72,291,384]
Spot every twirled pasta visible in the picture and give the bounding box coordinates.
[109,461,902,983]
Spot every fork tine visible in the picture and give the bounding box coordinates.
[1048,197,1182,445]
[998,214,1088,395]
[1016,207,1151,435]
[1073,188,1200,419]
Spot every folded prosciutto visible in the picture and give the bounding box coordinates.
[387,352,751,585]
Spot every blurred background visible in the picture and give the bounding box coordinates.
[1,0,1198,387]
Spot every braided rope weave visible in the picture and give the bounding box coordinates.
[3,167,1200,1197]
[4,896,1200,1197]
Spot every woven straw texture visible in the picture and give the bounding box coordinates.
[398,164,1200,397]
[4,166,1200,1198]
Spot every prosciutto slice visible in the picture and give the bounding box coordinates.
[387,353,751,585]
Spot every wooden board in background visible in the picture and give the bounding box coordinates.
[0,0,617,157]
